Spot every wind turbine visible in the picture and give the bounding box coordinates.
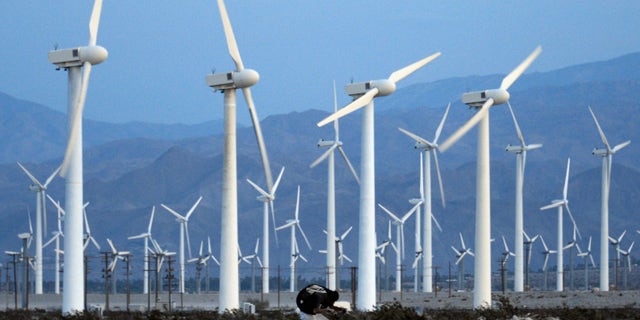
[317,52,440,310]
[378,202,421,292]
[564,226,579,290]
[576,236,596,290]
[48,0,108,312]
[107,238,131,294]
[246,166,285,294]
[523,231,539,290]
[127,206,155,295]
[504,102,542,292]
[588,106,631,292]
[161,196,203,294]
[540,158,581,292]
[310,81,360,290]
[321,226,353,291]
[44,196,65,294]
[499,236,516,292]
[206,0,274,311]
[451,232,474,291]
[398,103,448,293]
[188,240,211,294]
[609,230,626,290]
[275,186,311,292]
[439,46,541,308]
[82,204,100,252]
[17,163,60,295]
[205,237,220,293]
[617,241,634,289]
[539,235,556,291]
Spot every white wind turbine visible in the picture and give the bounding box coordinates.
[439,46,541,308]
[188,240,211,294]
[161,196,203,294]
[310,81,360,290]
[107,238,131,294]
[588,106,631,292]
[127,206,155,294]
[539,235,556,291]
[48,0,108,312]
[451,232,474,291]
[317,52,440,310]
[505,102,542,292]
[206,0,274,311]
[540,158,581,292]
[398,103,449,293]
[246,166,285,294]
[17,163,60,295]
[576,236,596,290]
[617,241,634,289]
[378,202,421,292]
[82,204,100,252]
[522,231,539,290]
[321,226,353,290]
[609,230,626,289]
[44,196,65,294]
[275,186,311,293]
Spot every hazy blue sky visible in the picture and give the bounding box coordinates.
[2,1,639,124]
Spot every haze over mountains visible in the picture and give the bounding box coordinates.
[1,52,639,281]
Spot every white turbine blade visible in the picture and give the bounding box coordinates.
[589,255,596,268]
[269,200,279,247]
[402,201,421,222]
[242,87,274,191]
[47,195,65,215]
[378,203,400,222]
[540,201,563,211]
[432,212,443,232]
[44,165,61,187]
[90,236,101,251]
[109,259,118,273]
[270,167,285,196]
[419,153,424,198]
[588,107,612,151]
[459,233,466,250]
[564,204,582,240]
[542,254,550,271]
[337,146,360,184]
[254,238,260,254]
[507,101,526,147]
[87,0,103,46]
[185,222,193,259]
[17,162,44,188]
[563,158,571,200]
[246,178,269,198]
[341,226,353,240]
[432,150,446,208]
[217,0,243,70]
[388,52,441,83]
[275,221,295,231]
[128,233,148,240]
[439,99,493,152]
[398,127,434,149]
[451,246,461,256]
[433,103,451,144]
[332,80,340,139]
[502,236,509,252]
[107,238,117,254]
[185,196,203,220]
[161,204,185,221]
[199,240,204,257]
[43,233,58,248]
[317,88,378,127]
[618,230,627,242]
[310,143,338,168]
[455,252,466,265]
[500,46,542,91]
[148,206,156,233]
[612,140,631,153]
[60,62,93,177]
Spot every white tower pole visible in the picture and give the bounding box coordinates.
[261,199,270,293]
[143,237,148,294]
[514,152,524,291]
[219,90,239,311]
[557,206,564,291]
[63,66,85,313]
[55,236,60,294]
[474,113,491,309]
[414,201,421,292]
[600,155,610,291]
[35,192,43,294]
[289,226,296,292]
[423,150,433,293]
[357,102,377,310]
[394,222,402,292]
[327,150,337,289]
[179,221,185,293]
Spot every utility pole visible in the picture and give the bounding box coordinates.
[19,233,30,310]
[166,256,174,312]
[5,253,19,310]
[102,251,110,312]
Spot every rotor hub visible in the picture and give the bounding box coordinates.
[79,45,108,65]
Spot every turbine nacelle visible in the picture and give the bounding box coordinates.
[345,79,396,98]
[461,89,510,108]
[317,139,338,148]
[205,68,259,90]
[506,143,542,153]
[48,45,108,69]
[592,147,609,156]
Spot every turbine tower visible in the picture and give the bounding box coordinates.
[317,52,440,310]
[398,102,449,292]
[206,0,273,311]
[310,81,359,290]
[161,196,203,294]
[17,163,60,294]
[588,107,631,292]
[127,206,156,294]
[439,46,541,308]
[540,158,581,292]
[504,103,542,292]
[47,0,108,312]
[44,195,65,294]
[246,167,285,294]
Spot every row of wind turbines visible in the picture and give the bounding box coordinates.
[16,0,633,314]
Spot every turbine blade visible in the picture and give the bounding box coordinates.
[185,196,203,220]
[433,103,451,144]
[309,143,337,168]
[185,222,192,259]
[398,127,433,148]
[564,204,582,240]
[270,200,279,247]
[161,204,185,221]
[216,0,243,70]
[148,206,155,233]
[507,101,526,147]
[60,62,93,177]
[16,162,43,188]
[431,213,443,232]
[563,158,571,200]
[88,0,103,46]
[612,140,631,153]
[341,226,353,240]
[246,179,269,198]
[388,52,441,83]
[317,88,378,127]
[378,203,400,222]
[271,167,285,195]
[439,98,493,152]
[588,107,611,151]
[337,146,360,184]
[540,201,563,211]
[107,238,116,254]
[242,87,273,191]
[432,150,446,208]
[500,46,542,91]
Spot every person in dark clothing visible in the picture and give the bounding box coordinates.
[296,284,345,315]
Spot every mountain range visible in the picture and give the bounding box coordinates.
[1,52,639,283]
